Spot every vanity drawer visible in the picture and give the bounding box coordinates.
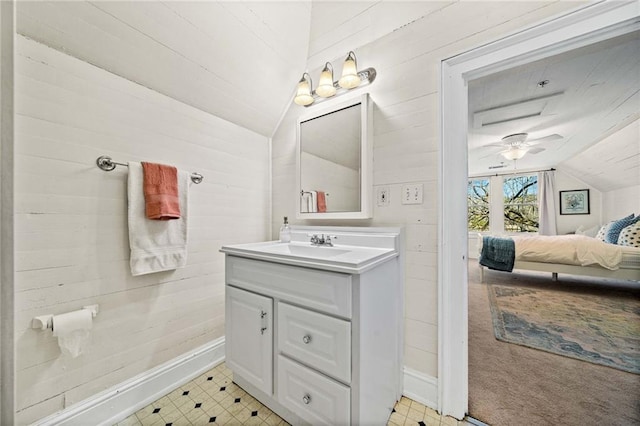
[226,256,352,318]
[278,302,351,383]
[277,355,350,426]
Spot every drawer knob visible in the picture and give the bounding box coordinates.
[302,335,312,344]
[302,394,311,405]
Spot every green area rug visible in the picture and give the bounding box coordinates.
[487,284,640,374]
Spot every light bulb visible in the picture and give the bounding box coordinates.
[294,73,314,106]
[316,63,336,98]
[338,51,361,89]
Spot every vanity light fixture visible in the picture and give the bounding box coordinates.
[293,51,376,107]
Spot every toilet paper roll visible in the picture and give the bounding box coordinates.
[52,309,93,358]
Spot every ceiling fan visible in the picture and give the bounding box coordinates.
[482,132,562,160]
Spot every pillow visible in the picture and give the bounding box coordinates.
[575,224,600,238]
[605,215,640,244]
[595,223,612,241]
[596,214,633,242]
[617,221,640,247]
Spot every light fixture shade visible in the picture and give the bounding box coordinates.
[294,73,314,106]
[339,51,361,89]
[316,62,336,98]
[501,147,528,160]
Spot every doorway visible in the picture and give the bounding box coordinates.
[438,1,639,420]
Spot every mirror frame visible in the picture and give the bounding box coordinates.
[296,92,372,220]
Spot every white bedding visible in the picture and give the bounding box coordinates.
[511,234,638,270]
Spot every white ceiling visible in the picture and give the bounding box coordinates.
[306,1,453,70]
[18,2,636,191]
[17,1,444,138]
[468,30,640,189]
[17,1,312,137]
[560,118,639,193]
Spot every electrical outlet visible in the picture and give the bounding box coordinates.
[401,184,423,205]
[377,186,390,207]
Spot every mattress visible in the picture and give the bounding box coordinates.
[620,246,640,270]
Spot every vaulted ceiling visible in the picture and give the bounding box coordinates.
[561,118,639,193]
[17,1,448,138]
[17,1,312,138]
[468,30,640,192]
[17,2,638,192]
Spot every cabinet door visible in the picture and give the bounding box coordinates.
[225,286,273,395]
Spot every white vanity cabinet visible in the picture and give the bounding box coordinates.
[225,286,273,395]
[222,226,403,426]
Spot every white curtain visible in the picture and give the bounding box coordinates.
[538,170,557,235]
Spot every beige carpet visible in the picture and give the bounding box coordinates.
[468,264,640,426]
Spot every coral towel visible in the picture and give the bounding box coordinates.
[141,162,181,220]
[317,191,327,213]
[128,162,189,276]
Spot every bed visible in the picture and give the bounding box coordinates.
[478,234,640,282]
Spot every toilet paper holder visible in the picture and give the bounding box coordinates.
[32,305,99,330]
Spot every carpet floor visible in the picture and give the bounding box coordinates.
[468,264,640,426]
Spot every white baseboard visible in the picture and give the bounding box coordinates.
[34,338,225,426]
[403,367,438,410]
[33,339,434,425]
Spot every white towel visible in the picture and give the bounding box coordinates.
[127,162,189,276]
[310,190,318,213]
[304,193,312,213]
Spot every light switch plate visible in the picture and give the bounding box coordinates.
[401,184,423,205]
[377,186,390,207]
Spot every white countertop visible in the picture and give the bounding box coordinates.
[220,240,398,274]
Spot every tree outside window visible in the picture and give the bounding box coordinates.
[468,178,489,231]
[467,174,538,233]
[503,175,538,232]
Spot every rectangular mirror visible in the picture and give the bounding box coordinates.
[296,93,372,219]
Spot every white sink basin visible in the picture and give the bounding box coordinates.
[259,243,351,258]
[220,239,398,274]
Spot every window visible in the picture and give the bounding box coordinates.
[468,174,538,233]
[503,175,538,232]
[467,178,490,231]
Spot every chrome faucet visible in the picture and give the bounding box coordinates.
[309,234,336,247]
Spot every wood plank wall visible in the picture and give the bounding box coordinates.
[604,185,640,222]
[272,1,582,379]
[14,36,270,423]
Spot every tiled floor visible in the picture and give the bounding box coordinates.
[117,363,468,426]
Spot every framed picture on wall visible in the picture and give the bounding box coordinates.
[559,189,590,215]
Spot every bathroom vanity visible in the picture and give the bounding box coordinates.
[220,226,403,425]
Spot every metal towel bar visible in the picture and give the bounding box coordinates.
[96,155,204,184]
[301,190,329,197]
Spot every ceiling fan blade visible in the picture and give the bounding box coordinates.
[526,134,563,145]
[479,150,502,159]
[528,147,546,154]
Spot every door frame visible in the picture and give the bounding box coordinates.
[438,1,640,419]
[1,0,15,424]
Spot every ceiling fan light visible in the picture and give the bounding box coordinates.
[339,51,361,89]
[501,147,528,160]
[294,73,314,106]
[316,62,336,98]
